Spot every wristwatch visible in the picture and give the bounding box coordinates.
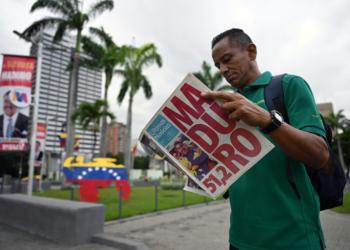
[259,110,284,134]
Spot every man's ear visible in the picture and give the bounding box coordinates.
[246,43,257,60]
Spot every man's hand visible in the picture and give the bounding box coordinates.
[201,91,271,128]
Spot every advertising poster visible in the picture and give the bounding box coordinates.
[34,123,46,167]
[0,55,35,140]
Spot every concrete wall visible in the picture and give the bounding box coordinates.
[1,182,52,194]
[0,194,105,246]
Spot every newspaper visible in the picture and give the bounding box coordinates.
[139,73,274,199]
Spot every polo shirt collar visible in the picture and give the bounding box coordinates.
[249,71,273,87]
[236,71,272,93]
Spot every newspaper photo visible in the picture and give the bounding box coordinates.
[139,73,274,199]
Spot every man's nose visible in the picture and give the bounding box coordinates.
[220,64,228,76]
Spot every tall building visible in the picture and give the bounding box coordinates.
[106,122,126,155]
[30,31,102,179]
[317,102,334,117]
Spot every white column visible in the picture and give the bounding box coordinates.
[27,39,43,196]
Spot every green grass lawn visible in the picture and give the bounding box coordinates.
[33,186,222,221]
[330,191,350,214]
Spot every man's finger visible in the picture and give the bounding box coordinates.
[200,91,235,102]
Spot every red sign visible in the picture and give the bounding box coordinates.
[36,123,46,140]
[0,141,28,151]
[0,55,36,87]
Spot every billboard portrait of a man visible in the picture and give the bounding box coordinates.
[0,90,29,138]
[0,55,35,139]
[35,141,43,161]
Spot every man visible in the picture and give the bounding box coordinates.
[201,29,330,250]
[35,141,43,162]
[0,91,29,138]
[173,141,210,181]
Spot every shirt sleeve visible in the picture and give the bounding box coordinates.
[282,75,326,139]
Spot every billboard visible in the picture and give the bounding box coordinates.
[34,123,46,167]
[0,55,36,139]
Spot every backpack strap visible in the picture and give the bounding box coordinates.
[264,74,289,124]
[265,74,301,200]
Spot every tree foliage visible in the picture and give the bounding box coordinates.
[106,152,149,169]
[23,0,114,52]
[106,152,124,165]
[324,110,350,136]
[72,99,115,156]
[0,151,29,178]
[81,26,125,156]
[115,43,162,176]
[324,109,350,173]
[193,61,235,92]
[115,43,162,102]
[134,156,150,170]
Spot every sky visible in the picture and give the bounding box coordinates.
[1,0,349,147]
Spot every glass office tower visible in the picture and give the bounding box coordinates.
[30,31,102,180]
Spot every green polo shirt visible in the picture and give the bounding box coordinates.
[229,71,326,250]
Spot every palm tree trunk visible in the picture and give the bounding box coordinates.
[99,72,111,157]
[65,51,80,159]
[93,130,97,159]
[124,98,133,181]
[336,134,346,170]
[63,33,81,188]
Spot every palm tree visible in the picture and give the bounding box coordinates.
[193,61,235,91]
[72,99,115,157]
[115,43,162,178]
[81,27,125,157]
[324,110,350,170]
[22,0,114,158]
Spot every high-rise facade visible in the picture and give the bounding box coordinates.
[30,31,102,179]
[106,122,126,155]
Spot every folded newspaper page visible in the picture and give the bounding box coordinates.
[139,73,274,199]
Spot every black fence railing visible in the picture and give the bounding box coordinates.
[68,182,210,220]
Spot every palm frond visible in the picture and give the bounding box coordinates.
[22,17,65,37]
[81,35,104,62]
[114,69,125,77]
[117,80,129,104]
[88,0,114,18]
[72,99,114,131]
[52,20,70,43]
[193,61,224,91]
[141,76,152,99]
[193,72,208,87]
[30,0,73,16]
[65,61,73,71]
[72,0,80,10]
[79,57,100,70]
[89,27,115,48]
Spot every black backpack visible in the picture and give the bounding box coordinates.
[264,74,346,210]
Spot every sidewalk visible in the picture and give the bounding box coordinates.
[0,200,349,249]
[104,201,350,250]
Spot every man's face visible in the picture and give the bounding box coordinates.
[35,142,40,152]
[175,143,188,155]
[3,95,17,117]
[212,37,253,90]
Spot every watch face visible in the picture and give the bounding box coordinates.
[275,112,283,123]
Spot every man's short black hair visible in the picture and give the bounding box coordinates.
[36,141,40,146]
[212,28,253,50]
